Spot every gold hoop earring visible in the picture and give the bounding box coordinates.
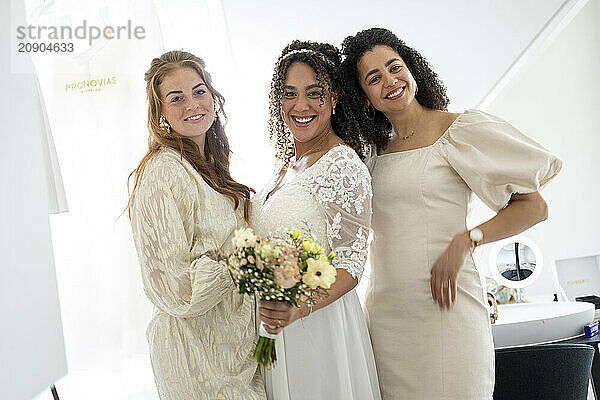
[159,114,171,134]
[366,103,375,121]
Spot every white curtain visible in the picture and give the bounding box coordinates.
[27,0,266,383]
[29,0,166,372]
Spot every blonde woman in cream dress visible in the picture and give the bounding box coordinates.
[341,29,562,399]
[129,51,265,400]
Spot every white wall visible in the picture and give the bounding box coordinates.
[485,0,600,298]
[221,0,568,188]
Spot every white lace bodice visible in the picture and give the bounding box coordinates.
[250,145,372,279]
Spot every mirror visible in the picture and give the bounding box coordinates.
[496,242,536,281]
[489,236,544,289]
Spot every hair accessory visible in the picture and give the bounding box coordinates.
[159,114,171,134]
[279,48,336,67]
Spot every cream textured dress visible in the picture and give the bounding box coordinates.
[365,110,562,399]
[250,145,381,400]
[130,147,266,400]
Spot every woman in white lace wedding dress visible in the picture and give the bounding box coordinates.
[250,41,381,400]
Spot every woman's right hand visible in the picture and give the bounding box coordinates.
[258,300,309,334]
[430,232,471,309]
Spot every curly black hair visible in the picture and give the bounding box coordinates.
[268,40,368,167]
[341,28,450,151]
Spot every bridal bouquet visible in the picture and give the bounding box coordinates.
[227,227,336,367]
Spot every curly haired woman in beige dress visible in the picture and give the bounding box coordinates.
[341,28,562,399]
[128,50,266,400]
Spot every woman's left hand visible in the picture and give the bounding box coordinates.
[430,232,471,309]
[258,300,309,334]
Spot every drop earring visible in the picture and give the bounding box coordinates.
[159,114,171,134]
[214,101,221,120]
[365,103,375,120]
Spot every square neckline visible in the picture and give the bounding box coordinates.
[376,110,467,157]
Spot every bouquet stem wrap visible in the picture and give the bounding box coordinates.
[256,323,279,367]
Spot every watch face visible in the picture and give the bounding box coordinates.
[470,229,483,242]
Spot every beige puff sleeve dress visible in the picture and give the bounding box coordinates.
[365,110,562,399]
[130,147,266,400]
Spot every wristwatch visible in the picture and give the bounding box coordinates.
[469,228,484,248]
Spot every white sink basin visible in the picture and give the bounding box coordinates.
[491,302,595,349]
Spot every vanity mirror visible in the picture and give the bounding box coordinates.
[489,236,544,289]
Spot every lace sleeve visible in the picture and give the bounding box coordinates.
[302,146,372,280]
[130,156,235,318]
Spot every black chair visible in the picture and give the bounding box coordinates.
[494,343,594,400]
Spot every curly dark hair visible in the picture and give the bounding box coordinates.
[268,40,368,167]
[341,27,450,151]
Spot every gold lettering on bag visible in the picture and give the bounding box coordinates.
[65,76,118,94]
[566,279,588,285]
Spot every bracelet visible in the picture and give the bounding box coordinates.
[300,304,313,328]
[303,303,313,319]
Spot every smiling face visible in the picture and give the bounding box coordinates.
[158,67,215,142]
[281,62,336,143]
[357,45,417,114]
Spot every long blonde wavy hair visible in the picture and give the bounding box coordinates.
[127,50,253,219]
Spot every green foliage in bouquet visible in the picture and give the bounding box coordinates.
[226,227,336,367]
